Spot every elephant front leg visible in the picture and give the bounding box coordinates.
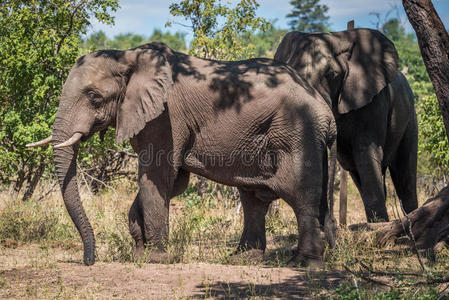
[354,146,389,222]
[128,193,145,259]
[238,189,270,252]
[129,176,172,263]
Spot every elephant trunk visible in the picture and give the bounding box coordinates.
[52,118,95,266]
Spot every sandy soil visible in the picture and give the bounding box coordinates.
[0,246,344,299]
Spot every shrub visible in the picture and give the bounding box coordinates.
[0,200,72,244]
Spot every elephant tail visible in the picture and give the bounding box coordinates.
[324,138,338,248]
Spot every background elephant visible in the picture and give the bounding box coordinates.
[274,28,418,222]
[28,42,337,266]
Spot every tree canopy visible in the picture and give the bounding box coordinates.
[83,29,187,51]
[0,0,119,199]
[286,0,330,32]
[167,0,271,60]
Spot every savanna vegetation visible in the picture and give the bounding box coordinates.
[1,0,449,298]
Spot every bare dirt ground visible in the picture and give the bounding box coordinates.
[0,245,344,299]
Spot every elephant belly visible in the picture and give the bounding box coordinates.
[181,140,279,189]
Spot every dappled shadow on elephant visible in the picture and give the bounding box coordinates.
[27,40,336,267]
[192,272,344,298]
[274,28,418,223]
[83,43,310,113]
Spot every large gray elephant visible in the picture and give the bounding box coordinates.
[28,42,337,266]
[274,28,418,222]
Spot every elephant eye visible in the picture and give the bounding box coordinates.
[86,91,102,104]
[326,70,336,79]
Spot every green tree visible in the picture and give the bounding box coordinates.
[381,18,430,85]
[109,32,146,49]
[241,22,288,58]
[83,29,187,52]
[286,0,330,32]
[149,29,187,51]
[382,18,407,41]
[379,17,447,177]
[167,0,271,60]
[0,0,119,200]
[417,95,449,178]
[84,30,108,50]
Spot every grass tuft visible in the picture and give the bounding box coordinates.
[0,199,74,245]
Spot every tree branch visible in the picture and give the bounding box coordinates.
[55,0,87,55]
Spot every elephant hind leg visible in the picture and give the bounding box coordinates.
[284,187,324,268]
[389,122,418,214]
[238,189,270,252]
[319,149,329,227]
[129,193,145,258]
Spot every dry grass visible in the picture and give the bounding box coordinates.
[0,174,448,298]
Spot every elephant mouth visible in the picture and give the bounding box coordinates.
[84,122,109,141]
[77,122,109,142]
[54,132,84,149]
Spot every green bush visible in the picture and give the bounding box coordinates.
[0,0,119,199]
[168,0,271,60]
[417,94,449,178]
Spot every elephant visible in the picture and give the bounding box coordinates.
[27,42,337,267]
[274,28,418,222]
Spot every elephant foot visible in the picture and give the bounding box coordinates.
[287,252,324,269]
[237,235,266,253]
[324,213,337,249]
[134,245,173,264]
[145,251,174,264]
[229,249,264,265]
[133,240,145,260]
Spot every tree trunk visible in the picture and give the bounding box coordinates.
[373,1,449,256]
[374,187,449,256]
[402,0,449,140]
[22,159,46,201]
[13,169,26,196]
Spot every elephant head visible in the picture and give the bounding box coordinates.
[27,43,174,265]
[274,28,399,113]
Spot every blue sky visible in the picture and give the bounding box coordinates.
[86,0,449,40]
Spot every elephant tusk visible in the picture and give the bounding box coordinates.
[53,132,83,149]
[26,136,53,148]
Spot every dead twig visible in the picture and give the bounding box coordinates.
[437,283,449,299]
[357,259,422,277]
[76,163,118,198]
[343,263,394,288]
[36,180,58,201]
[343,258,449,289]
[397,196,428,273]
[77,162,93,196]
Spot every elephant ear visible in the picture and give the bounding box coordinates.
[338,29,399,114]
[116,45,173,143]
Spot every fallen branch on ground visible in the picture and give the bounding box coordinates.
[375,186,449,259]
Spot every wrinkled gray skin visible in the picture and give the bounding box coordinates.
[274,28,418,222]
[47,43,337,266]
